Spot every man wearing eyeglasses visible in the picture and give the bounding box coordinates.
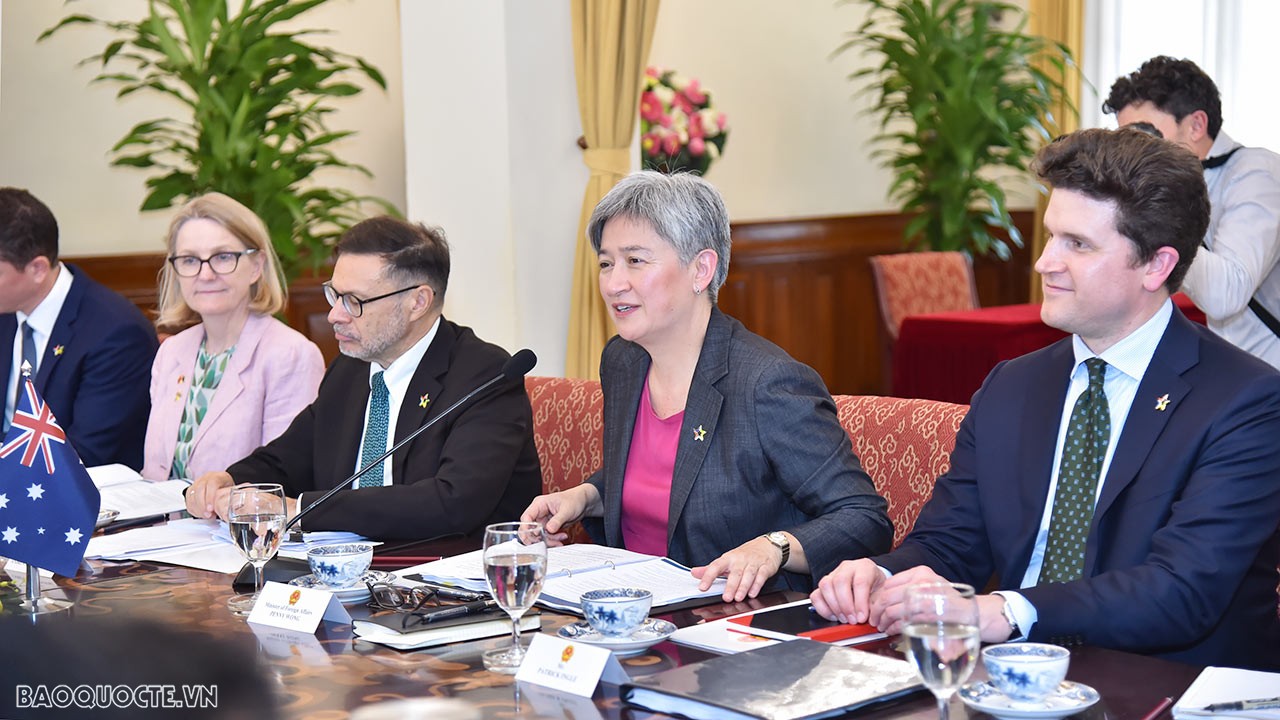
[0,187,158,468]
[185,216,542,541]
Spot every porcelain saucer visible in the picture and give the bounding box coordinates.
[557,618,677,656]
[289,570,396,604]
[95,509,120,529]
[959,680,1100,720]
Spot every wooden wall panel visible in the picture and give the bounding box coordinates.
[67,210,1034,391]
[722,211,1034,395]
[65,253,165,322]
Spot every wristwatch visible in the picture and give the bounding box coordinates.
[1000,598,1022,639]
[762,532,790,567]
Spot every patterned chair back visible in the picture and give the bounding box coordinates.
[525,376,604,544]
[833,395,968,548]
[869,251,979,341]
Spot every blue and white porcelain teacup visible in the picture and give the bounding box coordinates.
[306,543,374,589]
[580,588,653,637]
[982,643,1070,706]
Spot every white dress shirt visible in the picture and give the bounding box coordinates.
[5,263,73,428]
[350,316,440,487]
[1180,131,1280,369]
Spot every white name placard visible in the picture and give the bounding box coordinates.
[515,633,629,697]
[246,581,351,633]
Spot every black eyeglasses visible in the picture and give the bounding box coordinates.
[168,249,258,277]
[323,282,420,318]
[366,582,439,612]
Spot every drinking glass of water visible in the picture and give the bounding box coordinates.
[903,582,980,720]
[481,521,547,674]
[226,483,286,617]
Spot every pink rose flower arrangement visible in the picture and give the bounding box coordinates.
[639,67,729,175]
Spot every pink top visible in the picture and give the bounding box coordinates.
[620,377,681,556]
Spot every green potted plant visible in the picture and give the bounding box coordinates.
[40,0,397,278]
[840,0,1073,259]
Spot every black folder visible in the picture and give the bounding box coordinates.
[621,638,926,720]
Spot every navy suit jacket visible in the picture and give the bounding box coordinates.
[881,309,1280,669]
[0,265,157,469]
[587,308,893,589]
[227,318,542,541]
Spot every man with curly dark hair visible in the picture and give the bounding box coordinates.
[1105,56,1280,370]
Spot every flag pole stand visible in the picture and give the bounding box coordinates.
[18,563,73,616]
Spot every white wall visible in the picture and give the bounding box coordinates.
[3,0,1038,378]
[0,0,405,256]
[649,0,1037,218]
[648,0,891,219]
[399,1,585,377]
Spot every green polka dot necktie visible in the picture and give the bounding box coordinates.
[358,371,390,488]
[1040,357,1110,584]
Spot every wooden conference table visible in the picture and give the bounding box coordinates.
[893,293,1208,404]
[25,553,1202,720]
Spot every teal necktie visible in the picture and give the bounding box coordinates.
[7,322,37,432]
[358,372,390,488]
[1040,357,1110,584]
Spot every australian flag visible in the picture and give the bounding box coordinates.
[0,377,100,576]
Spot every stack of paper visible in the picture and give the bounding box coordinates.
[85,518,243,573]
[1174,666,1280,719]
[86,518,377,574]
[401,543,726,614]
[87,464,187,522]
[209,525,371,561]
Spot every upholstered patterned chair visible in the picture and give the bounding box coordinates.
[834,394,968,548]
[525,376,604,544]
[869,251,980,341]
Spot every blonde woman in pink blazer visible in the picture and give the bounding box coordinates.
[142,194,324,481]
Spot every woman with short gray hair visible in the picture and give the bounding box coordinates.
[523,171,891,601]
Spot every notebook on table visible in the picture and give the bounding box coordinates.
[1173,666,1280,719]
[621,638,925,720]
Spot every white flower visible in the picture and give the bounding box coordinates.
[699,109,721,138]
[707,142,720,160]
[653,85,675,106]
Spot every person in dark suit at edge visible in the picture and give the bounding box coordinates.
[522,171,892,602]
[185,217,541,541]
[811,128,1280,670]
[0,187,157,469]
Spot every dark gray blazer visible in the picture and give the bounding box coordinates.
[586,308,892,590]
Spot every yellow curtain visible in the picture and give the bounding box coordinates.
[1028,0,1084,302]
[564,0,661,379]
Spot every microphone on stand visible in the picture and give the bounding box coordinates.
[236,348,538,591]
[287,347,538,534]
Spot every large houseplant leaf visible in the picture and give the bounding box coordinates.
[41,0,397,280]
[840,0,1074,258]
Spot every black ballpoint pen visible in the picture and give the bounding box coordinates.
[419,599,497,624]
[1201,696,1280,712]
